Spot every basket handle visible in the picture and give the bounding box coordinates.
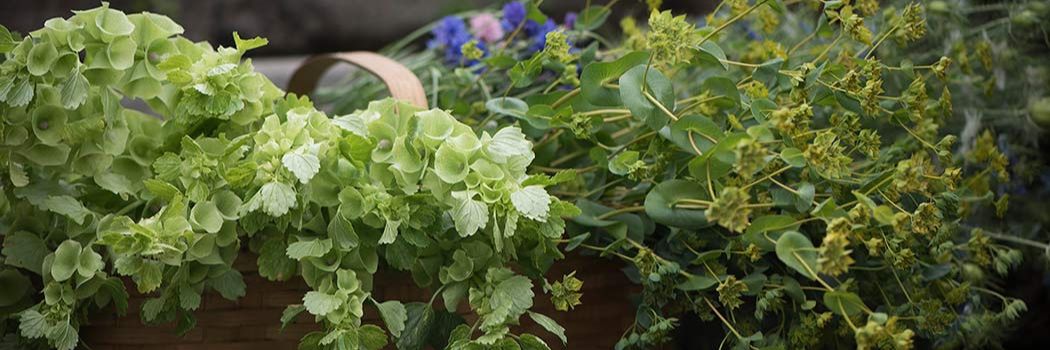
[286,51,428,108]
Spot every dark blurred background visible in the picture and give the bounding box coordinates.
[0,0,714,56]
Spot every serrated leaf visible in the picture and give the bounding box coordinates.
[286,238,332,260]
[303,291,342,316]
[282,143,321,184]
[510,185,550,222]
[3,231,47,275]
[59,72,90,109]
[211,269,246,300]
[487,127,531,160]
[280,304,306,329]
[243,181,297,217]
[43,195,91,225]
[527,312,566,344]
[375,300,407,338]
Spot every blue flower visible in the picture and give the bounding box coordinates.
[501,1,527,32]
[524,19,557,53]
[429,16,472,63]
[564,12,578,30]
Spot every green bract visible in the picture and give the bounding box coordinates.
[0,4,577,350]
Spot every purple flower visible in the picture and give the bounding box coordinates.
[524,19,557,53]
[501,1,527,32]
[429,16,472,63]
[470,13,505,43]
[564,12,578,30]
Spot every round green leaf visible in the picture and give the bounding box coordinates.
[619,64,675,130]
[775,231,820,280]
[644,179,713,229]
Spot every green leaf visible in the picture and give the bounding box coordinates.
[644,180,712,229]
[211,269,246,300]
[575,6,611,31]
[303,290,342,316]
[286,238,332,260]
[280,304,306,329]
[43,195,91,225]
[397,302,435,350]
[3,231,48,274]
[518,334,551,350]
[258,239,296,281]
[233,32,267,53]
[580,51,649,106]
[608,151,644,176]
[677,274,718,291]
[359,324,389,350]
[823,290,866,316]
[775,231,820,280]
[702,76,740,108]
[59,72,90,109]
[282,144,321,184]
[244,181,297,217]
[452,192,488,237]
[94,172,134,196]
[527,312,566,344]
[7,78,35,107]
[375,300,408,338]
[486,97,529,119]
[619,64,675,130]
[510,185,551,222]
[47,321,78,350]
[51,240,82,282]
[0,269,31,307]
[696,41,728,70]
[780,148,805,167]
[487,127,531,160]
[19,309,48,339]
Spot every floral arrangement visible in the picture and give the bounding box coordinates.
[1,1,1046,350]
[329,0,1042,348]
[0,3,578,350]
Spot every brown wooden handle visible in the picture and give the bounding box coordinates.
[286,51,428,108]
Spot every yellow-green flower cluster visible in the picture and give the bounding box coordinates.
[646,10,701,66]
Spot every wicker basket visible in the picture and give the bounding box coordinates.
[82,52,637,350]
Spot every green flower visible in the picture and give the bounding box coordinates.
[734,138,768,179]
[706,187,751,233]
[910,202,942,236]
[818,218,855,277]
[549,272,584,311]
[460,39,484,61]
[804,131,852,179]
[717,275,748,310]
[646,10,701,66]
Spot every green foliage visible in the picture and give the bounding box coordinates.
[310,0,1040,349]
[0,4,573,350]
